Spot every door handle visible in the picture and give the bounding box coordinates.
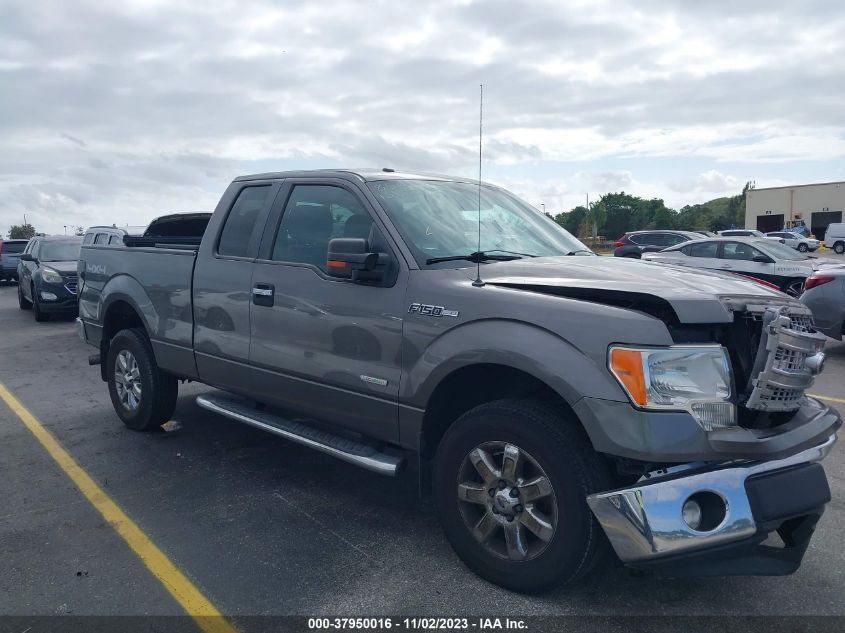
[252,283,275,307]
[721,264,732,269]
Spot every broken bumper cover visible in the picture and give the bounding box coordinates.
[587,434,835,576]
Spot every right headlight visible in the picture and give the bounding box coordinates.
[41,266,63,283]
[609,345,736,430]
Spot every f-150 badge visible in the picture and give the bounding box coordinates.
[408,303,459,317]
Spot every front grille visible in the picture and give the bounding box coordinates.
[64,274,78,295]
[744,306,826,413]
[755,386,804,407]
[789,314,815,333]
[773,347,807,372]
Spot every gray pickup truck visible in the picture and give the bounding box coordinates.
[78,169,840,593]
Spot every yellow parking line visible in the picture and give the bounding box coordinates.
[810,393,845,405]
[0,382,238,633]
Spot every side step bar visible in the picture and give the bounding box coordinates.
[196,392,404,477]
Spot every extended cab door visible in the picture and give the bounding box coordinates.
[192,180,278,392]
[248,179,407,443]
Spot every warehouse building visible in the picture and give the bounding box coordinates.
[745,180,845,241]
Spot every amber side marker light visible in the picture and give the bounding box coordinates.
[327,260,346,269]
[609,348,647,406]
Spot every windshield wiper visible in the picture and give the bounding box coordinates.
[426,250,535,265]
[566,249,594,256]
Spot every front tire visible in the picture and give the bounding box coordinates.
[433,399,612,593]
[18,283,31,310]
[32,286,48,322]
[797,243,809,252]
[107,328,178,431]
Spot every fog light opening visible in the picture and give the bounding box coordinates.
[682,491,727,532]
[40,291,58,301]
[682,499,702,530]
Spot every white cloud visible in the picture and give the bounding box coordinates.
[1,0,843,234]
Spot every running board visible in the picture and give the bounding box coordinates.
[195,392,404,476]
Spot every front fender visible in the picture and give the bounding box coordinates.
[402,319,629,410]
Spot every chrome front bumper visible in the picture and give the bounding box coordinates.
[587,434,836,564]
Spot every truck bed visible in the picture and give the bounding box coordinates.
[78,243,198,377]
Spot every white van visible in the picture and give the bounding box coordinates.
[825,223,845,254]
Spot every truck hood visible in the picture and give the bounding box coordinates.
[478,256,798,324]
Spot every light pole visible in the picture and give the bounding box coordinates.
[541,203,546,215]
[64,225,67,235]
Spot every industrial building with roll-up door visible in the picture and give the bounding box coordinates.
[745,180,845,241]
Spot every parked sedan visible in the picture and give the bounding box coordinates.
[642,237,841,296]
[17,236,82,321]
[801,270,845,340]
[766,231,820,252]
[613,230,700,258]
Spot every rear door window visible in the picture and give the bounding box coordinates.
[4,241,26,253]
[631,233,664,246]
[663,233,688,246]
[688,242,719,258]
[218,186,273,258]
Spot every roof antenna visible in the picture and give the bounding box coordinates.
[472,84,484,288]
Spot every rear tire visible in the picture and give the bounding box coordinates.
[782,278,804,297]
[834,242,845,255]
[107,328,178,431]
[433,399,612,593]
[18,284,31,310]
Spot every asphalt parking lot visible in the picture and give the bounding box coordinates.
[1,281,844,627]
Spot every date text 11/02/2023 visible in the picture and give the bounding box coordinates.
[307,617,528,630]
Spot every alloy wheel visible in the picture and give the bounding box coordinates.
[784,280,804,297]
[114,350,142,411]
[456,441,557,561]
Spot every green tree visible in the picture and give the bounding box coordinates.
[74,226,85,236]
[554,206,587,236]
[8,223,35,239]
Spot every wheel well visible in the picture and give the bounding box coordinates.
[99,300,145,380]
[421,364,576,458]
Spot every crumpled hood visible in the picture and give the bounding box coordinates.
[478,256,797,324]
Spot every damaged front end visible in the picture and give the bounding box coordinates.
[589,299,839,577]
[587,434,835,576]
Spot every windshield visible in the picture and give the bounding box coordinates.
[367,180,592,266]
[754,240,809,261]
[40,241,82,262]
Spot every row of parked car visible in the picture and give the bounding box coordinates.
[614,228,827,259]
[611,227,845,339]
[2,214,844,339]
[0,214,213,322]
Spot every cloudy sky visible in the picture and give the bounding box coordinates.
[1,0,843,235]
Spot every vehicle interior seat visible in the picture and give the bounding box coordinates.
[343,214,374,241]
[275,203,333,267]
